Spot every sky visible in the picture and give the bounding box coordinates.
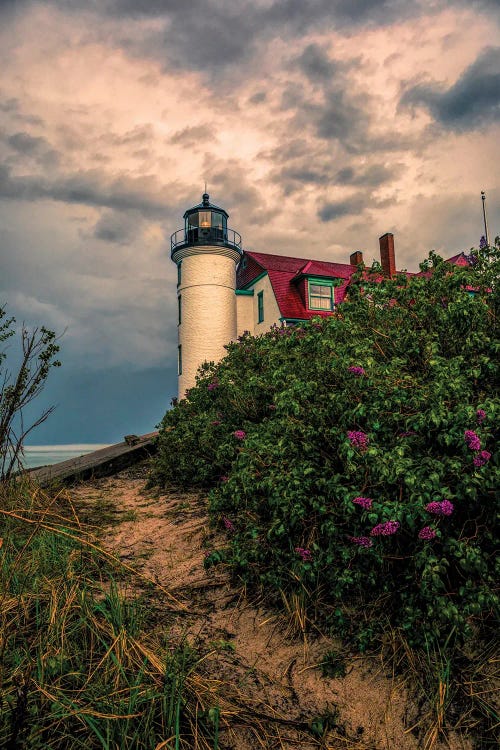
[0,0,499,444]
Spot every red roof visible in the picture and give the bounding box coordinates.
[445,252,471,266]
[237,251,358,320]
[237,249,472,322]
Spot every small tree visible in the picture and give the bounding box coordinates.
[0,306,61,480]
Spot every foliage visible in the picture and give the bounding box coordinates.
[0,308,61,479]
[154,242,499,650]
[0,481,223,749]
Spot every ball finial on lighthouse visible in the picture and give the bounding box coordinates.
[171,194,243,398]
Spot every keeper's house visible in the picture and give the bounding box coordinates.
[171,193,470,397]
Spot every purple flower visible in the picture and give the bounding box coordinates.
[220,475,228,483]
[465,430,481,451]
[348,366,366,376]
[398,431,417,438]
[233,430,246,441]
[418,526,436,541]
[425,500,454,517]
[479,235,487,250]
[347,431,369,450]
[295,547,312,562]
[352,496,373,510]
[207,378,219,391]
[473,450,491,468]
[476,409,486,425]
[211,420,221,426]
[370,521,400,537]
[268,404,277,410]
[223,517,235,532]
[348,536,373,548]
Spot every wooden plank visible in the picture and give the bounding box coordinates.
[27,431,159,486]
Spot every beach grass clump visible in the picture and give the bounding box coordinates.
[0,479,223,749]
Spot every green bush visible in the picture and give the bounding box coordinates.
[154,244,499,647]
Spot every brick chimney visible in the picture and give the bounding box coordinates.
[379,233,396,276]
[350,250,363,266]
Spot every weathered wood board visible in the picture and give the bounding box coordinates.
[26,431,159,486]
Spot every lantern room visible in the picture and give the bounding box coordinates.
[170,193,242,257]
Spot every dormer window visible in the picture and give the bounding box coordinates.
[308,278,334,311]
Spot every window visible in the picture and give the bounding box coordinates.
[211,212,223,229]
[178,295,181,325]
[178,345,182,375]
[308,280,334,310]
[199,211,211,228]
[177,262,182,286]
[257,291,264,323]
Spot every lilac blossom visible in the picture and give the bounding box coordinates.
[207,378,219,391]
[476,409,486,425]
[348,536,373,548]
[223,517,235,532]
[479,235,488,250]
[295,547,312,562]
[348,366,366,376]
[398,431,417,438]
[211,420,221,426]
[473,450,491,468]
[352,496,373,510]
[370,521,400,536]
[233,430,246,440]
[418,526,436,541]
[465,430,481,451]
[347,431,369,450]
[220,476,229,483]
[425,500,454,517]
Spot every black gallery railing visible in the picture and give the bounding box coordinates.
[170,227,242,252]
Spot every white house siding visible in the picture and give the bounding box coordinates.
[236,293,254,336]
[176,250,238,397]
[246,274,282,334]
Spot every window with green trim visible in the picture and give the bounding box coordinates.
[178,295,182,325]
[308,279,334,310]
[178,345,182,375]
[257,291,264,323]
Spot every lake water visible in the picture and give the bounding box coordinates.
[21,445,111,469]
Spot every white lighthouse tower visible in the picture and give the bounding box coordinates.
[171,193,243,398]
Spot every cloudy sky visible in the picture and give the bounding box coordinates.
[1,0,499,444]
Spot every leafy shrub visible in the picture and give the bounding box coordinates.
[154,245,499,647]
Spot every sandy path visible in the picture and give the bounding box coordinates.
[68,467,471,750]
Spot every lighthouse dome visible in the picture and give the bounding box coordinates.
[171,193,242,259]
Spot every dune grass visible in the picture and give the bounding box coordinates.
[0,478,224,750]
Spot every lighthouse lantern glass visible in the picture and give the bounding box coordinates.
[199,211,211,228]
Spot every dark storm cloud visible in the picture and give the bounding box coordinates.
[314,90,369,146]
[7,131,48,154]
[91,209,143,245]
[296,43,338,82]
[248,91,266,105]
[0,97,19,113]
[318,199,354,221]
[317,189,391,222]
[0,163,175,217]
[336,163,400,187]
[48,0,427,77]
[401,47,500,130]
[5,131,60,167]
[170,124,216,147]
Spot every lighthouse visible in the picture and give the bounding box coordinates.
[171,193,243,397]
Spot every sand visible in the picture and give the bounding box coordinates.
[67,466,475,750]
